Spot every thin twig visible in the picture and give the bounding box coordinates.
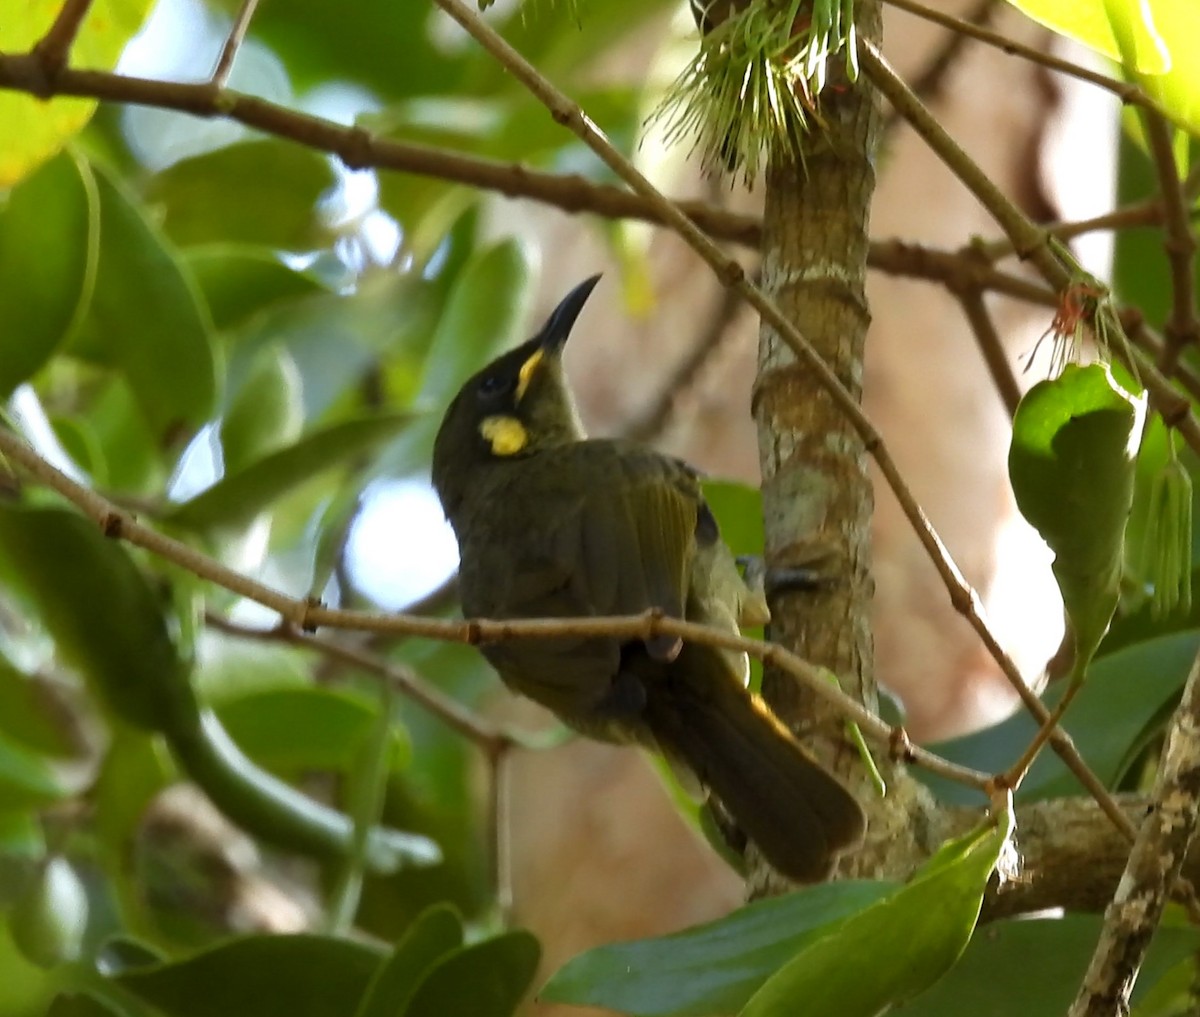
[31,0,95,79]
[882,0,998,136]
[1068,647,1200,1016]
[210,0,261,89]
[0,425,991,795]
[1142,112,1199,373]
[621,284,744,441]
[881,0,1165,118]
[956,288,1021,418]
[205,612,511,753]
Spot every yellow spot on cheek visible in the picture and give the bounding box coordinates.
[516,349,544,401]
[480,415,528,456]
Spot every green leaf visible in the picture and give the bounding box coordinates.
[0,150,97,394]
[1005,1,1200,131]
[404,930,540,1017]
[0,505,184,732]
[1009,363,1146,672]
[184,245,324,331]
[74,163,217,441]
[145,140,338,250]
[115,934,386,1017]
[899,914,1199,1015]
[0,658,81,759]
[356,905,463,1017]
[167,710,440,872]
[927,630,1200,805]
[0,0,154,185]
[0,731,65,810]
[740,808,1012,1017]
[1006,0,1170,72]
[215,686,410,775]
[542,881,896,1016]
[219,344,305,474]
[206,0,460,101]
[168,412,415,531]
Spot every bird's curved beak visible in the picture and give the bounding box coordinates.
[537,274,601,355]
[516,274,600,402]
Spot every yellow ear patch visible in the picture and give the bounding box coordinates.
[515,349,544,402]
[480,415,529,456]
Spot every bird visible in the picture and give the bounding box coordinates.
[431,275,865,881]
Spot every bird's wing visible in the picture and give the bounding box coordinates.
[546,445,698,660]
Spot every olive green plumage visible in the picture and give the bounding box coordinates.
[432,276,865,881]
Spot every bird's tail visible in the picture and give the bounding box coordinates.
[642,647,865,882]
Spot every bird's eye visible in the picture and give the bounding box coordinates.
[477,373,513,400]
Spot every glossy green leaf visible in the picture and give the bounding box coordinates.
[168,710,440,872]
[1009,364,1146,672]
[542,881,896,1016]
[405,930,540,1017]
[926,630,1199,804]
[1006,0,1200,131]
[207,0,460,100]
[356,904,464,1017]
[0,150,97,394]
[0,0,153,185]
[0,730,65,810]
[74,163,217,441]
[1007,0,1170,72]
[900,914,1199,1015]
[741,808,1012,1017]
[168,412,415,531]
[184,246,324,331]
[0,505,183,732]
[145,140,337,250]
[215,686,409,775]
[219,344,305,474]
[115,934,385,1017]
[0,657,81,759]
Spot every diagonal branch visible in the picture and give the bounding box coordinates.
[1068,646,1200,1016]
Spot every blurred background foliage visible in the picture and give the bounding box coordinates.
[1,0,1200,1015]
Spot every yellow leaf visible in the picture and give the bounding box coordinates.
[0,0,154,186]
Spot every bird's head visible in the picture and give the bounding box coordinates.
[432,275,599,517]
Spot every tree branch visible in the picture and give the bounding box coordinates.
[1068,648,1200,1015]
[956,288,1021,418]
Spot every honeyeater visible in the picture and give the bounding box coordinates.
[431,276,865,881]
